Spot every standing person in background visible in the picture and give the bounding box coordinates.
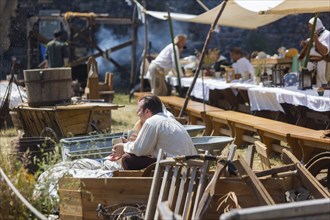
[45,30,69,68]
[146,34,187,96]
[300,17,330,87]
[230,47,255,81]
[111,95,196,170]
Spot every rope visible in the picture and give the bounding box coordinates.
[217,191,241,213]
[0,168,48,220]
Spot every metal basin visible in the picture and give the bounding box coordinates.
[183,125,206,137]
[191,136,234,153]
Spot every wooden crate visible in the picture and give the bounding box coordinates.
[59,176,152,219]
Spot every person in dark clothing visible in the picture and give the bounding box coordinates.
[45,30,69,68]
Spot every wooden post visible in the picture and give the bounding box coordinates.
[86,57,100,99]
[140,0,148,92]
[130,4,138,91]
[179,0,228,118]
[167,8,182,95]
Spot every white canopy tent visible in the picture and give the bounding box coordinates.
[144,0,330,29]
[260,0,330,15]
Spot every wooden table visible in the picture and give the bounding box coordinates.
[251,57,292,70]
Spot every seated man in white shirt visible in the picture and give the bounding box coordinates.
[230,47,255,81]
[111,95,197,170]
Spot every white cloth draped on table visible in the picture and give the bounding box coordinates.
[166,76,330,113]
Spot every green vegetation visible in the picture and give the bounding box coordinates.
[0,93,138,218]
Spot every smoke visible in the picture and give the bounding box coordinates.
[95,25,131,78]
[95,18,191,76]
[140,18,191,54]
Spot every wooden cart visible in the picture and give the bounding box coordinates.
[13,102,123,140]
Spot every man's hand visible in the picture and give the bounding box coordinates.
[300,40,308,48]
[110,143,125,161]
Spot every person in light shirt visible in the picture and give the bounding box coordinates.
[230,47,255,82]
[300,17,330,87]
[111,95,196,170]
[146,34,187,95]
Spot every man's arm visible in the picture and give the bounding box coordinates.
[171,45,183,76]
[314,32,329,56]
[123,121,157,157]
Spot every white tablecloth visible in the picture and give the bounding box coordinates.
[167,76,330,112]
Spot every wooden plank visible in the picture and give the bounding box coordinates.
[174,166,189,215]
[245,144,256,168]
[112,170,144,177]
[182,166,198,220]
[238,156,275,205]
[207,111,232,136]
[56,109,90,135]
[59,178,83,219]
[17,109,32,136]
[167,166,181,211]
[295,163,330,199]
[59,177,152,219]
[255,164,296,178]
[155,165,172,219]
[255,141,271,170]
[145,150,167,220]
[21,109,35,136]
[133,92,152,101]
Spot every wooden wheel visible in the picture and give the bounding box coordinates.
[305,152,330,189]
[40,127,59,143]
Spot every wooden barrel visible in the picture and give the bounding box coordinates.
[24,67,72,107]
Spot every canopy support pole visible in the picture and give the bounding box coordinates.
[179,0,228,118]
[167,7,182,96]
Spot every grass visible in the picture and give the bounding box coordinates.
[0,92,139,218]
[111,93,139,133]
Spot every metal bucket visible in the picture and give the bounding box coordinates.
[191,136,234,154]
[24,67,72,107]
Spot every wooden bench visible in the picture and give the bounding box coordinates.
[207,110,329,162]
[159,96,224,134]
[185,104,224,135]
[286,130,330,163]
[254,122,325,160]
[133,95,223,134]
[158,96,200,115]
[206,111,273,146]
[133,92,152,101]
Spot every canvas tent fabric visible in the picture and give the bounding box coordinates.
[260,0,330,15]
[144,0,330,29]
[145,0,285,29]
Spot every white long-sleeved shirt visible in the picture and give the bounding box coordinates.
[123,113,196,158]
[151,43,182,73]
[310,28,330,57]
[232,57,255,80]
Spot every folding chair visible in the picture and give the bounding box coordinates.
[145,149,216,220]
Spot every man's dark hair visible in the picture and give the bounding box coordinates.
[141,95,163,115]
[53,30,62,38]
[230,47,243,56]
